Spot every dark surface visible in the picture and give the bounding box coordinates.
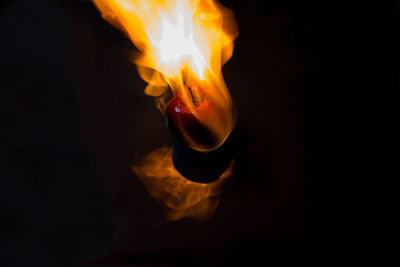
[1,0,398,265]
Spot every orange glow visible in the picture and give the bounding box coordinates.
[133,147,233,221]
[92,0,238,151]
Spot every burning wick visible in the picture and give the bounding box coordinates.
[187,85,199,106]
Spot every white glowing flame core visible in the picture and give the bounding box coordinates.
[154,12,206,80]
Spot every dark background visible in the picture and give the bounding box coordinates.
[1,0,398,265]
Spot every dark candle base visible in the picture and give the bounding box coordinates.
[171,133,234,184]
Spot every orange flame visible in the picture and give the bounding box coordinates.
[92,0,238,151]
[133,147,233,221]
[92,0,237,220]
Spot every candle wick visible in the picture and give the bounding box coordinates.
[187,86,198,106]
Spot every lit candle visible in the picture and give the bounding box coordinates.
[166,83,222,152]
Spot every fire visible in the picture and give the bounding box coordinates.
[92,0,238,151]
[92,0,238,220]
[133,147,233,221]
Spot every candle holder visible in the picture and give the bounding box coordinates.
[169,126,234,184]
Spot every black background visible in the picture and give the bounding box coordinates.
[1,0,398,265]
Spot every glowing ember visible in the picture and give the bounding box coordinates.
[133,147,233,221]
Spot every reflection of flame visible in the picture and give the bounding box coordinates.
[133,147,233,221]
[92,0,238,151]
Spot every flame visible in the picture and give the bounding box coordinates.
[133,147,233,221]
[92,0,237,220]
[92,0,238,151]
